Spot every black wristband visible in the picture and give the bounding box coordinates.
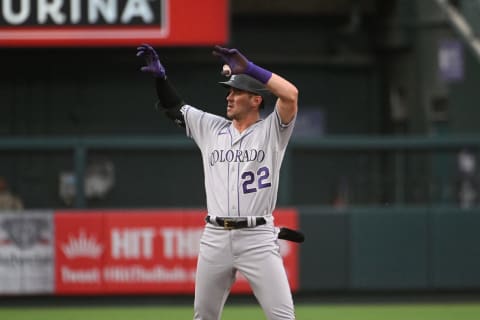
[155,77,185,110]
[154,77,186,127]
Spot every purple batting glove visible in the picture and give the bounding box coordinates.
[212,45,249,74]
[136,43,166,78]
[212,45,272,84]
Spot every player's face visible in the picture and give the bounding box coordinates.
[225,88,260,120]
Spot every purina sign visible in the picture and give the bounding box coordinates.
[0,0,228,46]
[0,0,164,26]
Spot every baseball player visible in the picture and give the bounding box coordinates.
[137,44,299,320]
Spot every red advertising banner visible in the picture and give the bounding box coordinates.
[0,0,228,47]
[55,211,105,294]
[103,209,203,294]
[55,209,298,295]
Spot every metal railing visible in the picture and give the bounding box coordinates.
[2,134,480,208]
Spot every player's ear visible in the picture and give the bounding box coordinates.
[252,95,263,109]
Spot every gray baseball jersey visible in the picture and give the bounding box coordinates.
[181,104,295,218]
[183,104,297,320]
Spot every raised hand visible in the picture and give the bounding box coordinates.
[212,45,250,75]
[137,43,166,78]
[212,45,272,84]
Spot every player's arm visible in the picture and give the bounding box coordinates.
[154,77,186,127]
[212,46,298,124]
[265,73,298,124]
[137,44,186,127]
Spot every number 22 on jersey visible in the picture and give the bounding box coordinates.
[241,166,271,194]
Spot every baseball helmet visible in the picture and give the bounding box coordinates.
[219,74,271,101]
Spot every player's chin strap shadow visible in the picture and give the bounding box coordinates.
[277,227,305,243]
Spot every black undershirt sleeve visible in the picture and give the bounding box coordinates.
[155,77,186,127]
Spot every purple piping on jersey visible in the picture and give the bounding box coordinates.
[240,130,255,141]
[227,164,230,217]
[234,125,259,216]
[237,138,242,216]
[275,107,292,128]
[227,127,234,217]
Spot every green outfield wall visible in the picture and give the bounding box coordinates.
[299,207,480,292]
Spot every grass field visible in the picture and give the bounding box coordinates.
[1,303,480,320]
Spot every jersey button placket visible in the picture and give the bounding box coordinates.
[229,146,239,216]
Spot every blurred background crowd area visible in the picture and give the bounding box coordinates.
[1,0,480,210]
